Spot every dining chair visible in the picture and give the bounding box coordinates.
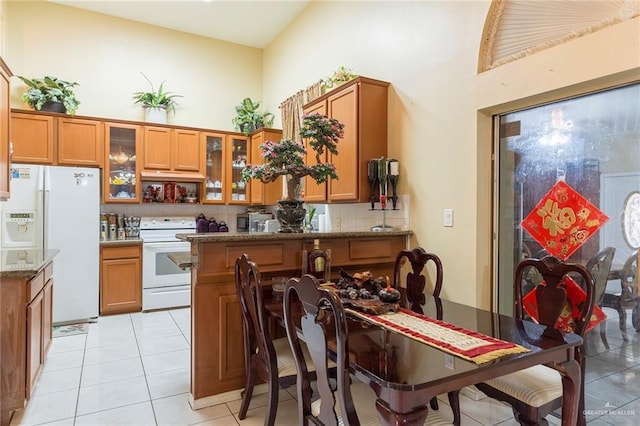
[393,247,443,307]
[393,247,458,424]
[583,247,615,348]
[283,274,454,425]
[601,250,639,342]
[473,255,595,426]
[235,254,314,426]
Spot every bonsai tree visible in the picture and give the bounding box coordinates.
[17,75,81,115]
[241,112,344,201]
[232,97,275,135]
[132,73,182,114]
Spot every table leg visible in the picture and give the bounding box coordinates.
[375,399,428,426]
[559,359,582,426]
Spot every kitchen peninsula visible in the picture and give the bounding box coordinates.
[177,230,412,407]
[0,249,58,425]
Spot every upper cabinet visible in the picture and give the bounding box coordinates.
[11,112,54,164]
[249,128,283,206]
[303,77,389,203]
[301,102,327,203]
[227,135,250,204]
[57,117,103,167]
[202,132,226,204]
[0,58,12,201]
[104,122,141,203]
[11,111,103,167]
[143,126,202,173]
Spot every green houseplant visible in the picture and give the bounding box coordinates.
[132,73,182,122]
[17,75,81,115]
[232,97,275,135]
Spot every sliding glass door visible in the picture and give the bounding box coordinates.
[495,83,640,315]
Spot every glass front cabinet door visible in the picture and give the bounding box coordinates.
[104,123,141,203]
[228,136,249,204]
[202,133,226,204]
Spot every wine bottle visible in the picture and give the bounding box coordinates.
[308,239,328,281]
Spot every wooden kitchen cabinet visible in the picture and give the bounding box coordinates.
[104,122,142,203]
[249,128,283,205]
[100,243,142,315]
[202,132,226,204]
[11,111,103,167]
[227,135,250,204]
[0,57,12,201]
[25,262,53,400]
[143,126,202,173]
[303,77,389,202]
[1,258,54,424]
[11,112,55,164]
[189,233,408,401]
[57,117,103,167]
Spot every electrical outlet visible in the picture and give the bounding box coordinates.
[335,218,341,231]
[443,209,453,227]
[445,354,454,370]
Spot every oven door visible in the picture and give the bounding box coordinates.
[142,241,191,289]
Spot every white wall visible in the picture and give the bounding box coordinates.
[263,1,639,308]
[4,1,263,130]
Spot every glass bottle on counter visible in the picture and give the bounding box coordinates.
[307,239,328,281]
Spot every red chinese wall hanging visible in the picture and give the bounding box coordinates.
[521,180,609,259]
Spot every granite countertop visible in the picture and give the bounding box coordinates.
[176,230,413,243]
[0,249,59,278]
[100,238,143,246]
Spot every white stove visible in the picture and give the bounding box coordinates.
[140,216,196,311]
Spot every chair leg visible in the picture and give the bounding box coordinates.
[448,391,461,426]
[599,321,610,349]
[238,366,256,420]
[618,305,629,342]
[265,375,280,426]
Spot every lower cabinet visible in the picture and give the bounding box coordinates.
[190,234,408,402]
[0,260,54,424]
[100,243,142,315]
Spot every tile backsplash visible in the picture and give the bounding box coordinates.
[101,194,410,233]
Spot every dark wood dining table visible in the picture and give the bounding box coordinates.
[263,289,583,426]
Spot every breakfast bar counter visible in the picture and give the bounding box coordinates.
[181,230,413,408]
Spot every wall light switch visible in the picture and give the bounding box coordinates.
[443,209,453,227]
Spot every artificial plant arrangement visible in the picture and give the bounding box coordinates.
[132,73,182,114]
[323,66,357,92]
[232,97,275,135]
[17,75,81,115]
[241,112,344,201]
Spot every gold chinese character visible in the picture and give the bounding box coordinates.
[536,199,576,237]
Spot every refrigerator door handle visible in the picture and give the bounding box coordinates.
[43,166,50,251]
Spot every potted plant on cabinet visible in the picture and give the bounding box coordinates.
[241,112,344,233]
[232,97,275,135]
[132,73,182,124]
[17,75,81,115]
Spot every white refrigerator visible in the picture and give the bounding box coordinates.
[0,164,100,325]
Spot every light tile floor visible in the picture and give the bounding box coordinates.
[9,307,640,425]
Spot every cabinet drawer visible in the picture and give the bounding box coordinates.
[29,270,45,301]
[102,245,141,260]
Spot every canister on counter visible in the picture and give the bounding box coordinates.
[100,221,108,241]
[117,228,126,240]
[109,224,117,240]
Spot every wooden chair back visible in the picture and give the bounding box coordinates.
[515,255,595,339]
[235,254,277,383]
[284,274,358,426]
[393,247,443,312]
[585,247,616,305]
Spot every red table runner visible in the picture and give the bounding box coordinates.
[347,308,530,364]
